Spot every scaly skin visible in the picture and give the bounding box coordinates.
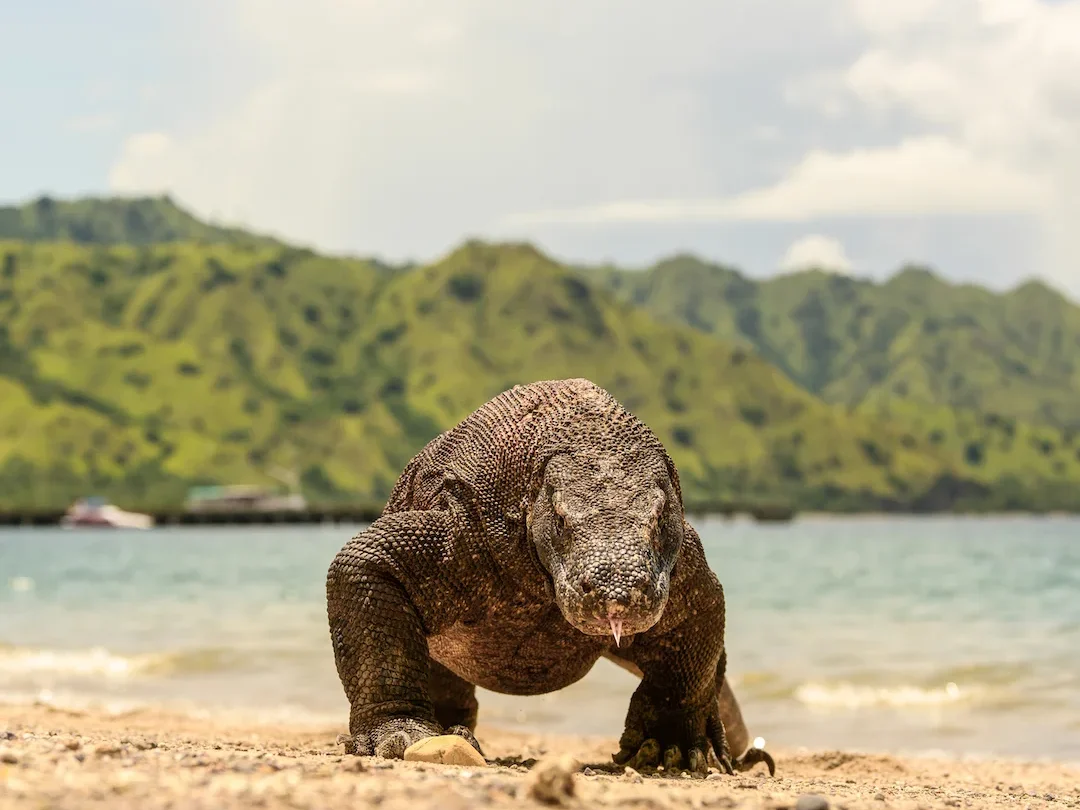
[326,378,775,776]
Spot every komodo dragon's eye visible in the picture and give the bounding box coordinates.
[553,511,568,536]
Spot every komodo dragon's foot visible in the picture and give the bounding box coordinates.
[732,744,776,776]
[612,690,735,776]
[337,718,483,759]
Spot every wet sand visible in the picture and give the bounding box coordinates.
[1,702,1077,810]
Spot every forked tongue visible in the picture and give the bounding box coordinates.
[609,617,623,647]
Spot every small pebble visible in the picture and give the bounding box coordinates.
[874,793,886,801]
[624,766,643,783]
[0,749,19,764]
[521,754,578,805]
[403,736,486,767]
[795,794,830,810]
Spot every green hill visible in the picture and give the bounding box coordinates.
[0,195,284,247]
[590,255,1080,429]
[2,235,1079,512]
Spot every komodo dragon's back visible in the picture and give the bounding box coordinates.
[382,378,676,516]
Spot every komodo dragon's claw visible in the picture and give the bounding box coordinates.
[732,743,776,776]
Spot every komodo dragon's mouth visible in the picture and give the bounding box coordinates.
[559,590,668,645]
[609,616,624,646]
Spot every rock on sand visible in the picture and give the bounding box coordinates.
[403,735,487,767]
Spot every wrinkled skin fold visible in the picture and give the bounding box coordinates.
[326,379,776,777]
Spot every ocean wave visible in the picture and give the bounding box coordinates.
[0,644,241,679]
[0,689,345,730]
[794,680,980,710]
[927,661,1037,687]
[8,576,35,593]
[731,659,1059,712]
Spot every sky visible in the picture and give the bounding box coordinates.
[2,0,1079,294]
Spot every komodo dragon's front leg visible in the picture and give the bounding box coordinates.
[604,652,776,775]
[325,510,482,758]
[604,520,776,776]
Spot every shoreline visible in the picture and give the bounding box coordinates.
[2,703,1078,810]
[3,511,1080,533]
[5,507,1080,530]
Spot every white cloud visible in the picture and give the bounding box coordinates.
[502,0,1080,289]
[107,0,843,258]
[726,137,1049,219]
[110,81,373,240]
[354,70,438,95]
[108,132,176,193]
[504,137,1047,225]
[779,235,853,273]
[832,0,1080,288]
[66,113,115,133]
[414,19,460,45]
[99,0,1080,290]
[848,0,943,34]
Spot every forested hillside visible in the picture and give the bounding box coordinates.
[591,255,1080,429]
[0,195,281,247]
[2,199,1079,512]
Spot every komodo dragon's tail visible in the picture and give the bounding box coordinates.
[602,652,777,776]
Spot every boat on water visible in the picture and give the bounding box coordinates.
[61,496,154,530]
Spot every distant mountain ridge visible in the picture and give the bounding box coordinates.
[586,254,1080,429]
[2,195,1079,512]
[0,194,284,247]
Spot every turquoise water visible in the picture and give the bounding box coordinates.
[1,515,1078,762]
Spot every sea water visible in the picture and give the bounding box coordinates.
[1,515,1078,762]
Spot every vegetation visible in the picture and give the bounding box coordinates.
[589,254,1080,429]
[2,199,1080,513]
[0,195,283,247]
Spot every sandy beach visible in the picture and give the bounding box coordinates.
[1,702,1077,810]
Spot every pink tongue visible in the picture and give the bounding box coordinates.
[609,617,623,647]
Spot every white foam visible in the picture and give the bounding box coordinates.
[8,576,34,593]
[0,688,344,731]
[0,646,150,678]
[794,680,978,710]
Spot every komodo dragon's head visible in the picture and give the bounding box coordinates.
[528,449,684,645]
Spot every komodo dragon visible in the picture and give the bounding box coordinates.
[326,378,775,776]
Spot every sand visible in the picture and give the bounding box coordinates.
[1,703,1077,810]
